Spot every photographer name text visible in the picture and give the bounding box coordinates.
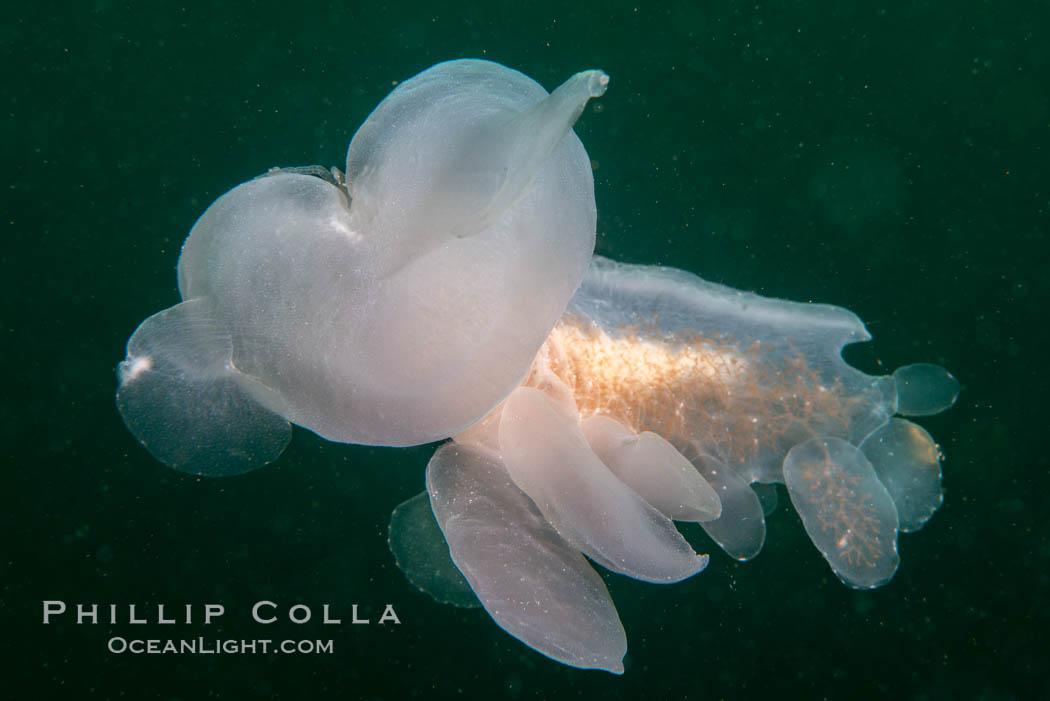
[42,600,401,626]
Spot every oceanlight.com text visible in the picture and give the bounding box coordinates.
[107,637,334,655]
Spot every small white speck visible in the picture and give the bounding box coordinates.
[121,355,152,383]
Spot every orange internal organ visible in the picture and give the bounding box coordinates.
[529,316,853,467]
[795,448,885,570]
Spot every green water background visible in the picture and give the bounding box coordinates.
[3,1,1046,698]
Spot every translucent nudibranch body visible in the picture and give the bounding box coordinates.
[116,59,609,473]
[416,256,957,673]
[114,58,958,676]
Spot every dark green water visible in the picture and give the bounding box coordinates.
[4,1,1047,698]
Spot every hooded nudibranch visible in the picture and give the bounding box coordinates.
[116,59,959,675]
